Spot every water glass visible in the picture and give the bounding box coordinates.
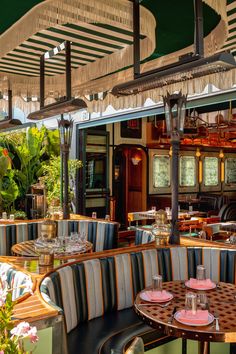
[80,232,86,244]
[151,206,156,211]
[152,274,162,292]
[198,293,208,310]
[196,265,206,280]
[185,292,197,314]
[92,212,97,219]
[105,215,110,221]
[2,212,7,220]
[9,214,15,221]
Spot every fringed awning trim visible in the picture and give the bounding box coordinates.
[0,0,231,115]
[0,0,155,88]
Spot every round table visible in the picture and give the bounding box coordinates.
[11,239,93,259]
[134,281,236,354]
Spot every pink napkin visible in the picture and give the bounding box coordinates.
[145,290,171,302]
[189,278,214,289]
[178,310,209,324]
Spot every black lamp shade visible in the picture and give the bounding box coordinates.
[163,91,187,137]
[58,116,73,148]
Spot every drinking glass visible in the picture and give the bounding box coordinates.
[198,293,209,310]
[2,212,7,220]
[196,265,206,280]
[105,215,110,221]
[185,292,197,314]
[92,212,97,219]
[80,232,86,244]
[151,206,156,211]
[152,275,162,292]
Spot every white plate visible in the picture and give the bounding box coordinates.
[174,310,214,327]
[185,280,216,291]
[140,291,173,303]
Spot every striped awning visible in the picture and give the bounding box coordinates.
[0,0,234,114]
[223,0,236,54]
[0,0,156,82]
[0,23,139,77]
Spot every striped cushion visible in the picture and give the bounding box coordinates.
[135,229,154,245]
[142,249,159,287]
[0,262,32,300]
[40,246,236,334]
[84,259,104,320]
[0,222,41,256]
[0,219,117,256]
[58,267,78,332]
[114,254,134,310]
[170,247,188,281]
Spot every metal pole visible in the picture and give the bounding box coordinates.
[60,115,64,211]
[194,0,204,57]
[8,89,12,120]
[65,41,71,100]
[133,0,140,78]
[62,148,70,219]
[170,139,180,244]
[40,55,45,109]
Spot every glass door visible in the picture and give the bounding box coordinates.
[76,128,109,217]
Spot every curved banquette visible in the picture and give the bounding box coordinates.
[39,243,236,354]
[0,219,118,256]
[0,261,33,300]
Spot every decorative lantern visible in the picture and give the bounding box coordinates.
[58,115,73,151]
[57,114,73,220]
[163,91,187,139]
[162,91,187,245]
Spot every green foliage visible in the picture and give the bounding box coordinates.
[10,210,27,220]
[1,171,19,211]
[0,126,60,212]
[40,156,82,205]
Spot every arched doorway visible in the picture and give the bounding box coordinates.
[113,145,147,228]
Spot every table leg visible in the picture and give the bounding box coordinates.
[182,338,187,354]
[198,341,210,354]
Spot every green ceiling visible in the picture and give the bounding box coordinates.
[0,0,221,59]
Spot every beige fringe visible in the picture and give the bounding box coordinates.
[0,0,231,114]
[0,0,155,89]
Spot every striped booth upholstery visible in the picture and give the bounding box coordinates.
[40,246,236,354]
[56,220,118,251]
[0,262,33,300]
[0,219,118,256]
[0,222,42,256]
[135,228,153,245]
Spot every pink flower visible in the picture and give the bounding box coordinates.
[28,326,39,343]
[0,272,8,290]
[0,350,4,354]
[11,322,39,343]
[0,288,8,307]
[11,321,31,338]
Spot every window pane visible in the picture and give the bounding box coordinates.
[153,155,170,188]
[203,157,219,186]
[225,158,236,184]
[180,156,196,187]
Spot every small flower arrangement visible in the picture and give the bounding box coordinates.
[0,272,39,353]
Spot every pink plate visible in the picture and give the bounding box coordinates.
[185,280,216,291]
[140,290,173,303]
[174,310,214,327]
